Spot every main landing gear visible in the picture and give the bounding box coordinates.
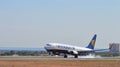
[64,54,68,58]
[74,54,78,58]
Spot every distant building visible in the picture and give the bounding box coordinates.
[109,43,120,52]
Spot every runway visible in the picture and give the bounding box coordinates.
[0,56,120,60]
[0,56,120,67]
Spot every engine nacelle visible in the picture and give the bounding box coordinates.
[69,50,78,55]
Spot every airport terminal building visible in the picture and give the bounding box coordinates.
[109,43,120,52]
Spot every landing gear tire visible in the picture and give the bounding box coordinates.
[64,54,68,58]
[74,55,78,58]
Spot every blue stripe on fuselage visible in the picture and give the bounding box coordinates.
[57,45,75,50]
[46,49,69,54]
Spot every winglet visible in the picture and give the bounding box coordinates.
[86,34,97,49]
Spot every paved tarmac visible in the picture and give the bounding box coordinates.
[0,56,120,60]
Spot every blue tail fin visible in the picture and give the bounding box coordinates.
[86,34,97,49]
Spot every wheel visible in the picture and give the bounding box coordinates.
[64,54,67,58]
[74,55,78,58]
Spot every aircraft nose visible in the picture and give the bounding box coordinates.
[44,44,52,50]
[46,44,51,46]
[44,44,51,48]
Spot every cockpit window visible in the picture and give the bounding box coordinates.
[46,44,51,46]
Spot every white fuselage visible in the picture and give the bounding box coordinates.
[44,43,92,52]
[44,35,96,58]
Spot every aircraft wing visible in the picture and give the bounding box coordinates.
[93,48,110,52]
[94,45,112,52]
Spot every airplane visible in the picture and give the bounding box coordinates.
[44,34,97,58]
[0,34,111,57]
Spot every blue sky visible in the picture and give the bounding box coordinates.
[0,0,120,48]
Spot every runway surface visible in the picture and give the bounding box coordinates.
[0,56,120,60]
[0,56,120,67]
